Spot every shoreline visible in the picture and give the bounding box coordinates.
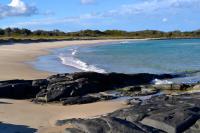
[0,39,143,81]
[1,37,200,45]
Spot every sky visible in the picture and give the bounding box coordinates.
[0,0,200,32]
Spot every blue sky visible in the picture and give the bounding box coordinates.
[0,0,200,32]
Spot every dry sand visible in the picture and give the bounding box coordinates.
[0,39,132,81]
[0,98,127,133]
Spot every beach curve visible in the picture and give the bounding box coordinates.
[0,39,138,81]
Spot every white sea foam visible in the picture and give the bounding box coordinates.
[152,79,173,85]
[71,49,78,56]
[59,52,107,73]
[120,41,130,44]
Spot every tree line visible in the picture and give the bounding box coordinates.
[1,28,200,39]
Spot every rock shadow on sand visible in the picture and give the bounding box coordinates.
[0,101,12,104]
[0,122,37,133]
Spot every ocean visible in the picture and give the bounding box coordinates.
[32,39,200,84]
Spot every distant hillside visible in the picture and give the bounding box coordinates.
[1,28,200,41]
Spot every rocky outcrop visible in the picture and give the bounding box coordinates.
[185,119,200,133]
[57,93,200,133]
[57,117,164,133]
[0,80,43,99]
[61,93,117,105]
[35,72,178,102]
[61,96,99,105]
[117,85,160,97]
[0,72,200,132]
[0,72,178,101]
[152,84,192,91]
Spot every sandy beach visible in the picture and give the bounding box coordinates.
[0,98,127,133]
[0,39,133,81]
[0,39,130,133]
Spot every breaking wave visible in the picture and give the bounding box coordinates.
[58,49,107,73]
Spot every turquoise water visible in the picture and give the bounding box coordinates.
[32,39,200,83]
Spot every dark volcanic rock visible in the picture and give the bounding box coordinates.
[61,93,117,105]
[0,80,41,99]
[61,96,99,105]
[56,93,200,133]
[153,84,191,91]
[57,117,165,133]
[64,128,85,133]
[185,119,200,133]
[0,72,184,101]
[57,117,147,133]
[35,72,178,102]
[118,85,159,97]
[141,107,199,133]
[1,72,200,133]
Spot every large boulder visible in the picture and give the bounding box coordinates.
[141,107,199,133]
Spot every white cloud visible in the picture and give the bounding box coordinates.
[11,17,79,27]
[9,0,200,28]
[9,0,26,10]
[103,0,200,17]
[80,0,95,4]
[162,18,168,22]
[11,13,102,27]
[0,0,37,19]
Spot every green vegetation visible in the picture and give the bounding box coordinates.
[1,28,200,40]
